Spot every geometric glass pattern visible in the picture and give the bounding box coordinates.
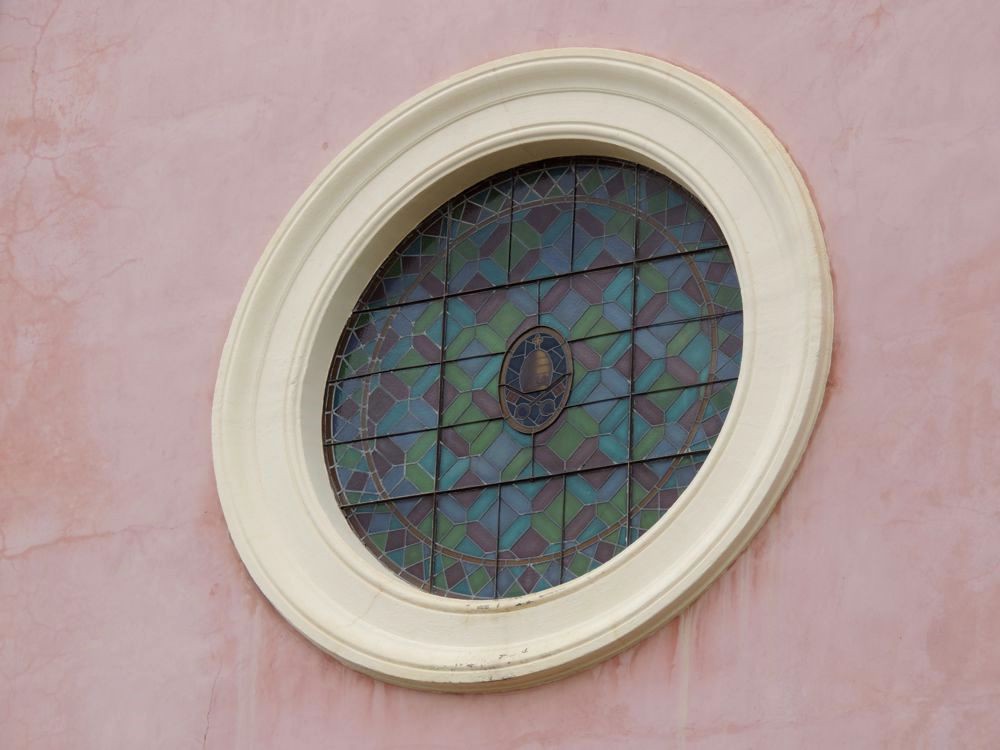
[324,157,741,598]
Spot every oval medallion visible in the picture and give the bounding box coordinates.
[499,326,573,434]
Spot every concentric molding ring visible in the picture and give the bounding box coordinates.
[212,48,832,692]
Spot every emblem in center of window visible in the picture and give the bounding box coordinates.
[499,326,573,434]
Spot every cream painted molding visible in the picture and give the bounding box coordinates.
[212,48,833,692]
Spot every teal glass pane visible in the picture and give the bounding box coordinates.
[497,477,565,597]
[433,487,500,598]
[632,381,736,461]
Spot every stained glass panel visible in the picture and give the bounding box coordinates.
[636,167,724,258]
[568,332,632,406]
[539,265,633,340]
[632,313,743,394]
[330,430,438,505]
[440,354,503,426]
[327,365,441,442]
[635,249,741,327]
[324,157,741,598]
[497,477,564,597]
[629,454,707,542]
[356,211,448,309]
[332,300,443,380]
[572,159,636,271]
[444,283,537,360]
[346,498,434,587]
[447,175,511,294]
[631,381,737,462]
[563,466,629,581]
[433,487,500,598]
[533,398,630,476]
[509,162,574,282]
[438,420,532,490]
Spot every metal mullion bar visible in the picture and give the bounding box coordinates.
[569,157,578,273]
[493,492,502,600]
[557,157,578,584]
[631,308,742,338]
[324,377,739,448]
[327,360,439,386]
[558,474,568,585]
[627,161,640,546]
[352,241,730,318]
[505,170,515,283]
[334,448,715,511]
[494,171,515,599]
[427,200,455,593]
[327,308,744,388]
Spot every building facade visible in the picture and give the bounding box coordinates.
[2,1,999,747]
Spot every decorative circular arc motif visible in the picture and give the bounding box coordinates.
[500,327,573,434]
[212,49,833,692]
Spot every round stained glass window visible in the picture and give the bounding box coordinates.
[323,157,742,599]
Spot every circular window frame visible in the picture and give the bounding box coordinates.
[212,48,832,692]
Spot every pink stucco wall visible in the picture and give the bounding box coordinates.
[3,1,999,747]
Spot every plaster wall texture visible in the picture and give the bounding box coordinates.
[2,1,999,748]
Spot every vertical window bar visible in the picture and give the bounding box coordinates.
[428,200,454,593]
[626,162,640,545]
